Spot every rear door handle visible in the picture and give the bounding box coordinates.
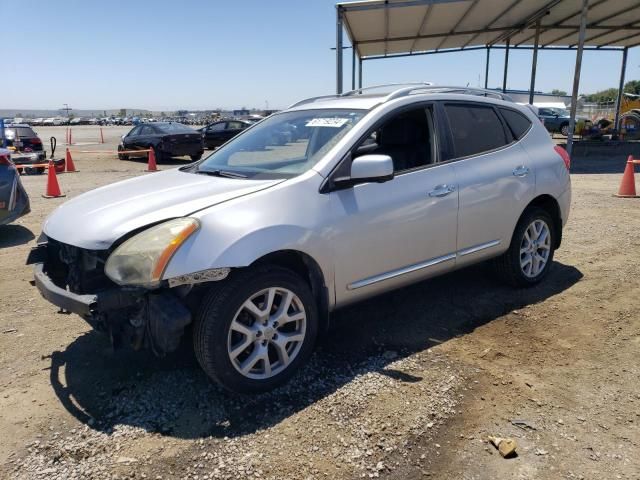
[513,166,530,177]
[428,184,456,197]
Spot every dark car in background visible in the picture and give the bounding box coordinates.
[0,149,30,226]
[118,122,204,162]
[4,124,46,161]
[199,120,251,149]
[538,107,591,136]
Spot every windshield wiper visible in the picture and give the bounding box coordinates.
[195,169,248,179]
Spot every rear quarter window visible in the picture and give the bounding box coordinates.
[499,108,532,140]
[444,104,508,158]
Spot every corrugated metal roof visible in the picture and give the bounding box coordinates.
[338,0,640,58]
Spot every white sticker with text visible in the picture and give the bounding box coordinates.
[305,117,349,128]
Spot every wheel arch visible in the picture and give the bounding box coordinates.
[523,194,563,249]
[251,250,331,336]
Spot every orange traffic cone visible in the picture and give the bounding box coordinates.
[100,128,104,144]
[614,156,639,198]
[65,148,78,173]
[146,147,158,172]
[42,161,65,198]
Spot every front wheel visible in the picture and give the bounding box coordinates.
[117,145,129,160]
[193,266,318,393]
[560,123,569,136]
[190,152,203,161]
[493,208,555,287]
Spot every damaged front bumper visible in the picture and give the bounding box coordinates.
[29,241,192,355]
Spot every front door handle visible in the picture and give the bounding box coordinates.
[428,184,456,197]
[513,165,530,177]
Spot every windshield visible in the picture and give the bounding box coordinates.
[195,109,366,179]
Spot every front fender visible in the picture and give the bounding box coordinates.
[161,171,335,298]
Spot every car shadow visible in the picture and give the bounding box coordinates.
[48,262,582,440]
[0,224,35,249]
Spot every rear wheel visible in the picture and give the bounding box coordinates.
[494,207,555,287]
[560,123,569,136]
[190,152,203,161]
[193,266,318,393]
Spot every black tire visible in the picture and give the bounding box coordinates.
[193,265,318,394]
[560,123,569,136]
[117,145,129,160]
[493,207,556,288]
[190,152,203,161]
[152,146,165,163]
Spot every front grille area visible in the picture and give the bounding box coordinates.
[45,238,114,294]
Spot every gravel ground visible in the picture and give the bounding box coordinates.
[1,126,639,479]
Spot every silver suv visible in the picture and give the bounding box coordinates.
[30,84,571,393]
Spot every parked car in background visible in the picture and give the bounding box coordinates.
[538,107,590,136]
[3,124,46,162]
[70,117,90,125]
[199,119,251,149]
[118,122,204,162]
[0,149,30,226]
[32,84,571,394]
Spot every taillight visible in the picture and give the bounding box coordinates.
[30,137,42,144]
[554,145,570,170]
[0,154,12,166]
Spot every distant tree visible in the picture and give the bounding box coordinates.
[624,80,640,95]
[583,80,640,103]
[119,108,127,117]
[160,112,166,117]
[551,89,567,96]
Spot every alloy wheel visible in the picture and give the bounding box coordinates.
[227,287,307,380]
[520,219,551,278]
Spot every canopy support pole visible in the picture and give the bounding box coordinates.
[529,19,541,105]
[351,47,356,90]
[358,57,363,88]
[336,6,344,94]
[484,46,490,89]
[614,47,628,133]
[502,38,510,93]
[566,0,588,158]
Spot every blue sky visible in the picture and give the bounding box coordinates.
[2,0,639,111]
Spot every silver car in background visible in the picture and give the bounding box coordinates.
[30,84,571,393]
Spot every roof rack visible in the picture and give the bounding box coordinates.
[386,85,514,102]
[340,82,434,97]
[288,83,513,109]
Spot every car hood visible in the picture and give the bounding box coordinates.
[43,168,283,250]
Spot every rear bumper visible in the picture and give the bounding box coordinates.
[163,142,203,156]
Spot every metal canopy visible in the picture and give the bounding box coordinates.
[335,0,638,157]
[338,0,640,59]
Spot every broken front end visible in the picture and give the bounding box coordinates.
[28,236,194,355]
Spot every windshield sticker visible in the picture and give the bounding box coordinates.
[305,117,350,128]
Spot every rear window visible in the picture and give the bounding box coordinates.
[156,123,194,133]
[5,127,37,138]
[499,108,532,140]
[444,104,508,158]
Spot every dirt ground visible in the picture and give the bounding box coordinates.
[1,126,638,479]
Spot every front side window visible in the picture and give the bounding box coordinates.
[208,122,226,132]
[353,106,434,173]
[196,109,366,179]
[444,104,507,158]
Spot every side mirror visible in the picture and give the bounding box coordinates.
[334,154,394,189]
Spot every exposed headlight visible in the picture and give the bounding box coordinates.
[105,218,199,288]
